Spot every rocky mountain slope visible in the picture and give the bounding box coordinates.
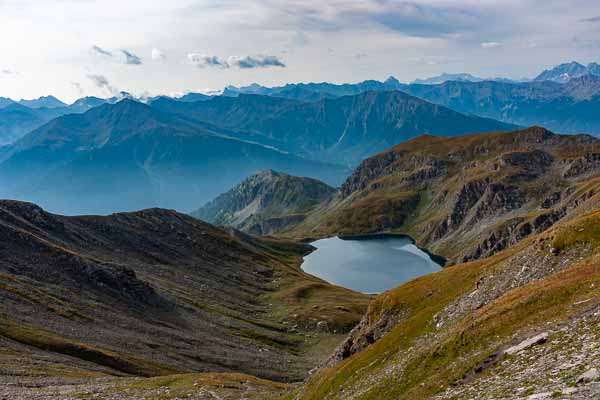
[192,170,336,235]
[0,99,347,215]
[534,61,600,83]
[287,127,600,265]
[152,90,516,165]
[0,200,369,397]
[287,196,600,399]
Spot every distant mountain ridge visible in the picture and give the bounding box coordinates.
[412,73,484,85]
[0,92,214,145]
[18,95,67,109]
[0,99,347,214]
[401,75,600,134]
[534,61,600,83]
[152,90,516,165]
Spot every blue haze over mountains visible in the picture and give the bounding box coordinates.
[1,61,600,215]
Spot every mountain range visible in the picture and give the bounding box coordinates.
[190,127,600,398]
[2,61,599,147]
[219,67,600,136]
[0,100,347,215]
[411,73,485,85]
[534,61,600,83]
[3,126,600,398]
[206,127,600,264]
[152,90,515,166]
[0,92,204,145]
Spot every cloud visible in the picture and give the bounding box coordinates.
[71,81,84,95]
[581,16,600,23]
[187,53,229,68]
[92,45,112,57]
[87,74,119,96]
[151,48,166,61]
[481,41,502,49]
[121,50,142,65]
[187,53,285,69]
[1,68,17,75]
[228,55,286,69]
[92,46,142,65]
[361,2,484,38]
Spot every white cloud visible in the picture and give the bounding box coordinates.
[121,50,143,65]
[92,45,112,57]
[151,48,166,61]
[480,41,502,49]
[87,74,120,96]
[227,55,286,69]
[188,53,286,69]
[187,53,229,68]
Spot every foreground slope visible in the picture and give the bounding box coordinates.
[0,200,369,392]
[288,183,600,400]
[192,170,336,235]
[291,127,600,264]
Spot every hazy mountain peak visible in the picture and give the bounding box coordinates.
[412,73,484,85]
[534,61,598,83]
[384,76,401,87]
[18,95,67,109]
[0,97,14,109]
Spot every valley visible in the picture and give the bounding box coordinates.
[2,123,599,399]
[2,55,600,399]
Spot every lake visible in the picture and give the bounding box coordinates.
[301,235,442,294]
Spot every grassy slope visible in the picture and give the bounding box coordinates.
[286,207,600,399]
[0,204,369,394]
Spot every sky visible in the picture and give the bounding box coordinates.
[1,0,600,103]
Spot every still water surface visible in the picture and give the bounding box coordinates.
[301,236,442,294]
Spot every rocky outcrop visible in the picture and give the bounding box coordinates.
[564,153,600,178]
[341,153,446,197]
[323,308,407,369]
[192,170,336,234]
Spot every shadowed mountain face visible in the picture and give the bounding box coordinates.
[0,100,347,215]
[192,170,336,235]
[152,90,516,165]
[0,200,368,383]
